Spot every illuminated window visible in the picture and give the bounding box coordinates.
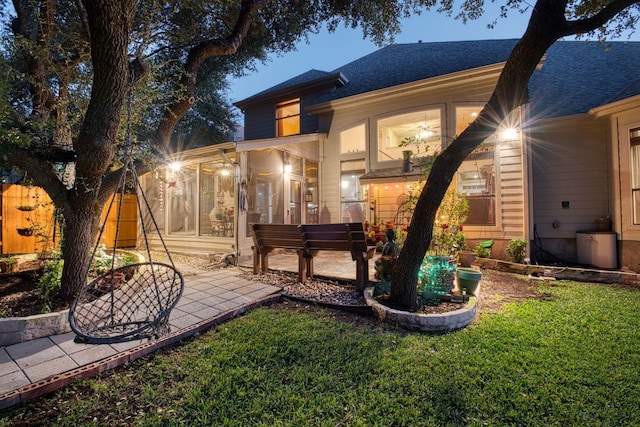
[456,106,496,226]
[341,160,366,223]
[631,128,640,224]
[455,106,480,136]
[276,99,300,137]
[340,124,366,153]
[377,109,441,161]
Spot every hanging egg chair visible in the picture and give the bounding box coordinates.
[69,160,184,344]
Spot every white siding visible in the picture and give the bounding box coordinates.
[317,68,526,246]
[531,116,610,239]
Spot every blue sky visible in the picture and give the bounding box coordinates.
[228,6,639,104]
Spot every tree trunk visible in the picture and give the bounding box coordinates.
[59,198,98,300]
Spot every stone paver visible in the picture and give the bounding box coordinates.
[0,265,283,407]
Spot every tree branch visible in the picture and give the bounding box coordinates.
[565,0,640,36]
[153,0,270,147]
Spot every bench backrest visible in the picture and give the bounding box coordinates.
[299,222,369,253]
[250,223,304,251]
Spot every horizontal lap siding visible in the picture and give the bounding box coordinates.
[531,118,610,239]
[496,140,525,240]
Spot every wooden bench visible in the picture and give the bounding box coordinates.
[250,223,312,282]
[299,222,376,291]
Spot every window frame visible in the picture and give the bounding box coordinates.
[375,107,443,165]
[275,98,301,137]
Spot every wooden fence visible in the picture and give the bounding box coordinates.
[1,184,138,255]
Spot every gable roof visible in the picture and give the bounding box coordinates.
[240,40,640,119]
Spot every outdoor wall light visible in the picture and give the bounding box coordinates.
[305,189,313,202]
[168,162,181,171]
[220,168,231,177]
[284,162,292,174]
[500,127,519,141]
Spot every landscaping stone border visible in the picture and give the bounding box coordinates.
[363,286,477,333]
[0,310,70,346]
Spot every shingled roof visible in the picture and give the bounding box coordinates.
[239,39,640,119]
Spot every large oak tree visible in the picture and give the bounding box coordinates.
[390,0,640,309]
[0,0,638,306]
[0,0,429,300]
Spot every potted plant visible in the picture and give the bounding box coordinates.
[0,256,18,273]
[456,267,482,295]
[16,227,34,236]
[95,271,126,292]
[457,248,476,267]
[374,255,397,294]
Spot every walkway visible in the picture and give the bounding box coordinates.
[0,252,371,410]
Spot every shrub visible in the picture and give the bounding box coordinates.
[506,238,527,264]
[38,255,63,313]
[474,242,491,258]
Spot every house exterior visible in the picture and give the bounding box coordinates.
[142,39,640,273]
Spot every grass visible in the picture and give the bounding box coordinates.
[2,280,640,426]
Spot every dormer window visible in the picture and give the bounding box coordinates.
[276,98,300,137]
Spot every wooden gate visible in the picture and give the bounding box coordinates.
[1,185,138,255]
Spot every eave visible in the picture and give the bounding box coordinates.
[234,72,348,110]
[235,132,327,152]
[589,94,640,118]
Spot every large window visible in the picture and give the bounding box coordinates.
[341,159,366,222]
[167,164,197,235]
[340,124,366,153]
[631,128,640,224]
[247,149,285,226]
[141,170,165,234]
[276,98,300,137]
[377,109,441,161]
[456,106,496,226]
[201,162,235,237]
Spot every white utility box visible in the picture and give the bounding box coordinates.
[576,231,617,269]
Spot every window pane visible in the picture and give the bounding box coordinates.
[247,150,284,230]
[142,170,165,234]
[630,128,640,224]
[201,161,234,237]
[456,106,481,135]
[341,160,366,222]
[457,141,496,226]
[305,160,319,223]
[276,99,300,137]
[370,182,420,227]
[340,124,366,153]
[377,109,441,161]
[167,164,196,235]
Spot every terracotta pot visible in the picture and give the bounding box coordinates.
[96,271,126,292]
[458,251,476,267]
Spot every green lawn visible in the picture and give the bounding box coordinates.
[2,280,639,426]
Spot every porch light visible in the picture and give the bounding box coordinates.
[168,162,181,171]
[305,189,313,203]
[284,162,292,174]
[500,127,519,141]
[220,168,231,177]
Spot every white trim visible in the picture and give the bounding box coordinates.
[235,133,327,152]
[307,63,506,114]
[590,94,640,118]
